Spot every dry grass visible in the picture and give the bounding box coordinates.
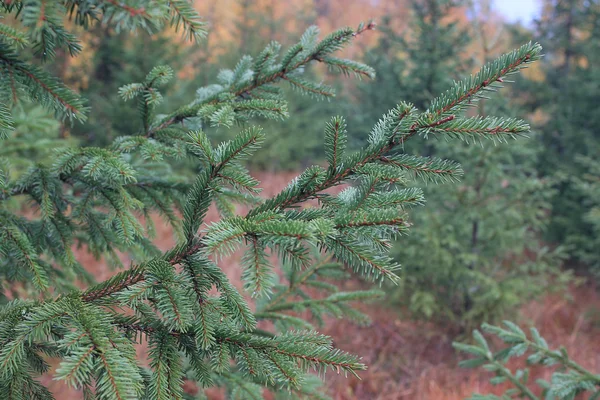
[321,283,600,399]
[24,171,600,399]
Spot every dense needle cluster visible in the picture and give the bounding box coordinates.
[0,2,543,399]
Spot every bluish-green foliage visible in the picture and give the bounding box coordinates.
[0,2,547,399]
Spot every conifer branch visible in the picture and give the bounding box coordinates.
[416,42,542,125]
[379,154,464,183]
[0,102,14,139]
[0,47,88,121]
[146,24,375,136]
[0,23,29,48]
[249,43,541,217]
[168,0,207,42]
[81,241,204,302]
[0,10,544,396]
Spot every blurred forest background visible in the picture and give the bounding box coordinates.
[4,0,600,398]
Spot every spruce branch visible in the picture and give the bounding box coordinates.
[146,23,375,137]
[324,116,348,172]
[325,236,401,284]
[0,45,88,121]
[0,21,544,397]
[0,102,13,139]
[248,43,541,218]
[379,154,464,183]
[81,241,204,302]
[424,116,530,142]
[168,0,207,42]
[416,42,542,126]
[217,329,366,381]
[0,22,29,49]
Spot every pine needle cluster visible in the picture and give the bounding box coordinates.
[0,2,544,399]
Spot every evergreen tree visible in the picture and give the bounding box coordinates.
[573,156,600,273]
[1,1,544,399]
[393,112,567,331]
[519,0,600,273]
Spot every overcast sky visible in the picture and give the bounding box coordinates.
[493,0,540,23]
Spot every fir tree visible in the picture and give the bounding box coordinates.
[1,1,544,399]
[517,0,600,273]
[573,156,600,273]
[393,113,568,331]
